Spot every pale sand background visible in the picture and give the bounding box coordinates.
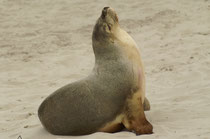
[0,0,210,139]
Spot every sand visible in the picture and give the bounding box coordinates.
[0,0,210,139]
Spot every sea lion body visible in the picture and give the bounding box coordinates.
[38,7,152,135]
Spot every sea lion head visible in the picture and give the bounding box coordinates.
[100,7,118,27]
[92,7,119,43]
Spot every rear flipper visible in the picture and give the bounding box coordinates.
[143,97,151,111]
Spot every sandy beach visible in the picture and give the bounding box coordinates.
[0,0,210,139]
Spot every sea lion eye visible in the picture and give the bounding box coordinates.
[107,24,112,31]
[102,23,111,33]
[103,24,109,33]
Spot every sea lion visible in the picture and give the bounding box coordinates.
[38,7,153,135]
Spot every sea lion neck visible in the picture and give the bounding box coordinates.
[92,40,122,63]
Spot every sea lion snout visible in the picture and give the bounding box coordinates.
[101,7,117,21]
[102,7,109,19]
[103,7,110,11]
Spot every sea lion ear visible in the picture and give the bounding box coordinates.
[115,14,118,22]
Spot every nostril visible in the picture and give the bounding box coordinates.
[103,7,109,10]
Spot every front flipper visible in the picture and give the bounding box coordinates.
[143,97,151,111]
[122,92,153,135]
